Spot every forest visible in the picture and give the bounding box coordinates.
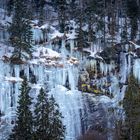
[0,0,140,140]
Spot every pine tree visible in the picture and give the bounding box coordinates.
[84,0,97,50]
[67,0,77,20]
[75,0,88,56]
[34,88,65,140]
[120,75,140,139]
[36,0,46,26]
[33,88,50,139]
[9,0,33,63]
[48,95,65,140]
[7,0,14,16]
[9,77,33,140]
[49,0,68,33]
[127,0,139,40]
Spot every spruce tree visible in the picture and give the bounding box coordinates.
[49,0,68,33]
[127,0,139,40]
[9,0,33,63]
[7,0,14,16]
[9,77,33,140]
[48,95,65,140]
[75,1,88,56]
[33,88,50,139]
[68,0,77,20]
[120,75,140,139]
[34,88,65,140]
[35,0,46,26]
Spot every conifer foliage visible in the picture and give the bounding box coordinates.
[9,0,33,63]
[121,75,140,139]
[9,77,33,140]
[38,0,46,26]
[9,83,65,140]
[34,88,65,140]
[49,0,68,33]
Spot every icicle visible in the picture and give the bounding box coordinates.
[61,39,66,61]
[120,52,127,83]
[100,62,111,75]
[62,68,67,86]
[133,58,140,82]
[6,82,11,115]
[70,39,74,56]
[67,66,75,91]
[14,65,20,78]
[100,61,104,74]
[49,41,52,49]
[14,65,20,108]
[45,69,56,89]
[25,64,30,80]
[90,42,93,52]
[127,54,131,75]
[14,82,20,108]
[0,60,4,79]
[0,83,5,114]
[38,64,44,84]
[32,28,44,44]
[33,64,39,82]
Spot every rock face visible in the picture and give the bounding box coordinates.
[135,48,140,57]
[100,45,121,64]
[79,70,90,83]
[78,70,90,92]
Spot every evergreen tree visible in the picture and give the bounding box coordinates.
[67,0,77,20]
[33,88,50,139]
[34,88,65,140]
[49,0,68,33]
[127,0,139,40]
[36,0,46,26]
[48,95,65,140]
[84,0,98,49]
[76,20,87,52]
[9,0,33,63]
[120,75,140,139]
[7,0,14,16]
[75,0,88,56]
[9,77,33,140]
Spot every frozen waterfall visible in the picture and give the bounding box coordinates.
[46,65,84,139]
[0,59,84,140]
